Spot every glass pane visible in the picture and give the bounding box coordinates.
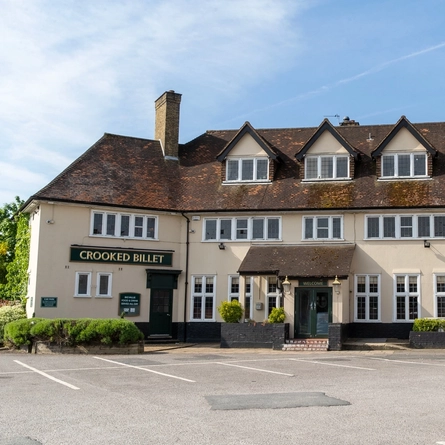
[383,217,395,237]
[398,154,410,176]
[336,157,348,178]
[256,159,268,180]
[245,277,251,294]
[414,154,426,176]
[120,215,130,236]
[99,275,109,295]
[268,296,277,315]
[409,296,418,319]
[205,297,213,319]
[418,216,430,237]
[304,218,313,239]
[438,297,445,317]
[400,216,412,238]
[305,158,318,179]
[93,213,103,235]
[396,296,406,320]
[437,276,445,293]
[357,276,366,293]
[298,290,311,335]
[332,217,341,238]
[409,276,417,293]
[369,296,378,320]
[316,291,329,335]
[382,155,394,177]
[146,218,155,238]
[245,296,251,319]
[227,160,239,181]
[267,218,279,239]
[320,157,333,178]
[252,219,264,239]
[268,276,277,293]
[236,219,248,239]
[367,217,379,238]
[241,159,254,180]
[434,216,445,237]
[357,296,366,319]
[205,220,217,240]
[231,277,239,293]
[396,276,405,293]
[317,218,329,238]
[193,297,202,319]
[106,214,116,236]
[134,216,143,238]
[220,219,232,240]
[194,277,202,293]
[369,276,378,293]
[78,274,89,294]
[205,278,214,293]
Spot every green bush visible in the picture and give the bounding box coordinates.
[3,318,144,348]
[412,318,445,332]
[268,307,286,323]
[218,300,244,323]
[3,318,43,348]
[0,304,26,344]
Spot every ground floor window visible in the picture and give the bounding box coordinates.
[244,276,253,320]
[75,272,92,297]
[96,273,112,297]
[191,275,215,321]
[394,274,420,321]
[228,275,239,301]
[434,274,445,317]
[75,272,113,298]
[354,275,380,321]
[266,276,279,316]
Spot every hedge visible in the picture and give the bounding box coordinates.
[412,318,445,332]
[0,304,27,344]
[3,318,144,348]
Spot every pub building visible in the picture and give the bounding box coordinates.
[22,90,445,349]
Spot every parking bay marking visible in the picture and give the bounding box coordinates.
[14,360,80,390]
[370,357,445,367]
[215,362,294,376]
[93,356,196,382]
[289,358,376,371]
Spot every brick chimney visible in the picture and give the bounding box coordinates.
[155,90,182,159]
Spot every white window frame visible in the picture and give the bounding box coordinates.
[225,157,270,183]
[191,275,216,321]
[354,275,381,322]
[91,210,158,240]
[203,217,281,242]
[244,276,253,320]
[393,274,420,322]
[75,272,92,297]
[304,155,350,181]
[381,153,428,178]
[96,273,112,298]
[303,216,343,240]
[228,275,240,302]
[433,274,445,318]
[265,276,280,317]
[365,214,445,240]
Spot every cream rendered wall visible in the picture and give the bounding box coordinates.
[227,133,268,156]
[306,131,350,155]
[26,207,42,317]
[383,127,426,152]
[30,202,185,322]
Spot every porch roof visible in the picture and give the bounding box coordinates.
[237,244,356,279]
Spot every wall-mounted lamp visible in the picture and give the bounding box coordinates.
[46,219,55,224]
[282,276,291,294]
[333,275,341,294]
[424,240,431,248]
[218,242,226,250]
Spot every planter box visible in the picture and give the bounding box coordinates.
[220,322,289,349]
[409,331,445,349]
[33,341,144,354]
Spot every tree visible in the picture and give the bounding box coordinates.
[0,197,29,301]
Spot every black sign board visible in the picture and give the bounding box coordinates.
[119,293,141,317]
[41,297,58,308]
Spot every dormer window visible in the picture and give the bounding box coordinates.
[304,155,349,180]
[226,157,269,182]
[381,153,427,178]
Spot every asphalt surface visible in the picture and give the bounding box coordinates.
[1,346,445,444]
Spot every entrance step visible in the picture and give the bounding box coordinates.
[145,336,177,344]
[281,339,329,351]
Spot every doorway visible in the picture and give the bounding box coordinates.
[294,287,332,338]
[149,289,173,336]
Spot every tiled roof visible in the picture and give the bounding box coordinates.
[238,244,356,278]
[27,120,445,213]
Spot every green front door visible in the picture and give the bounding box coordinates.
[295,287,332,338]
[149,289,173,336]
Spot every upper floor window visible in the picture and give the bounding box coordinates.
[366,214,445,239]
[204,217,281,242]
[91,211,157,240]
[303,216,343,240]
[226,157,269,182]
[381,153,427,178]
[304,155,349,180]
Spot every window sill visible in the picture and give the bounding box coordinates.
[222,180,271,185]
[377,177,431,181]
[353,319,381,323]
[74,295,91,298]
[302,178,352,183]
[90,235,158,241]
[95,295,113,299]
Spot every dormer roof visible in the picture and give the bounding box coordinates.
[295,118,360,161]
[371,115,437,158]
[216,121,278,162]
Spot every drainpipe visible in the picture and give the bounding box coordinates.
[181,213,190,342]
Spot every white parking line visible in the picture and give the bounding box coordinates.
[215,362,294,376]
[370,357,445,367]
[14,360,80,390]
[93,356,196,382]
[289,358,375,371]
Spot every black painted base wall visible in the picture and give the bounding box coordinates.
[220,323,289,349]
[409,331,445,348]
[347,322,413,339]
[134,322,221,342]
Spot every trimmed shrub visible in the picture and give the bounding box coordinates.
[218,300,244,323]
[3,318,43,348]
[0,304,26,344]
[412,318,445,332]
[268,307,285,323]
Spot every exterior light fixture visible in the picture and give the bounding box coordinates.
[282,276,291,294]
[218,243,226,250]
[424,240,431,248]
[332,275,341,294]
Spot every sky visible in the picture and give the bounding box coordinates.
[1,0,445,205]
